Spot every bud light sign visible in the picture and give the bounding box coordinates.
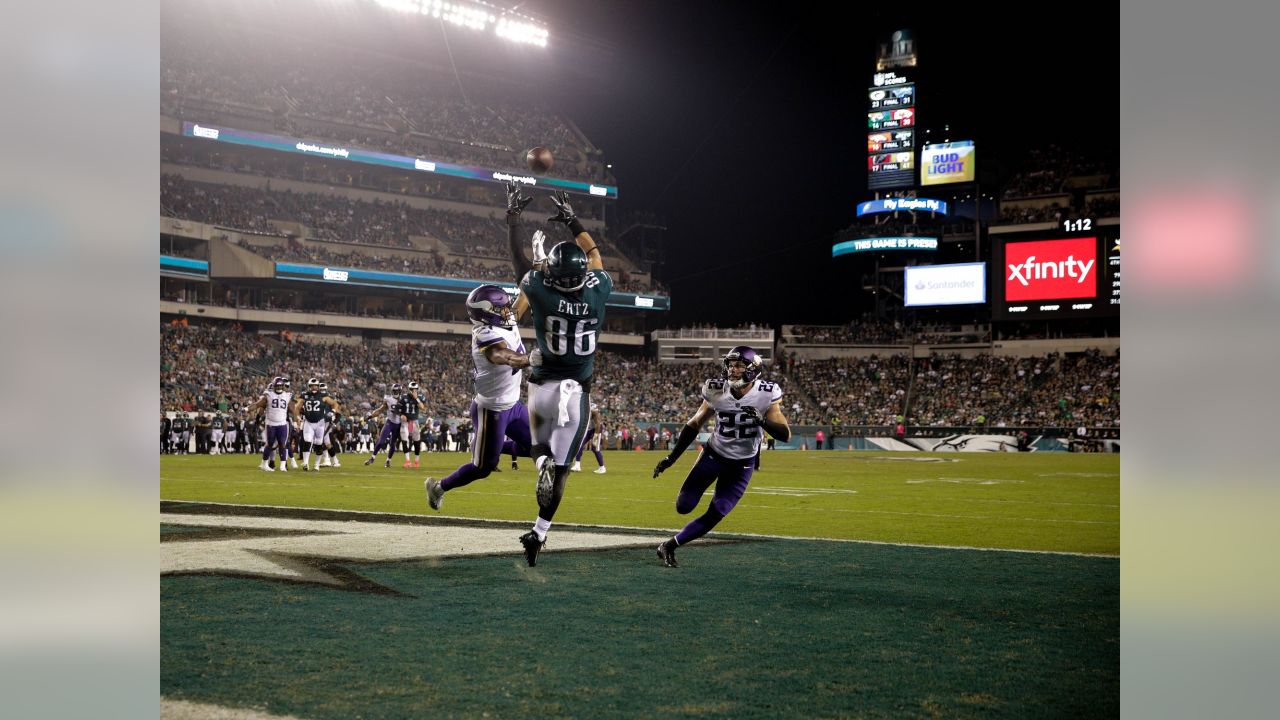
[1003,238,1097,302]
[921,140,976,186]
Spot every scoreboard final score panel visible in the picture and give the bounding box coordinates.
[993,228,1120,319]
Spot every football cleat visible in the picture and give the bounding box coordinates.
[384,459,391,468]
[364,457,375,466]
[570,461,582,472]
[412,459,420,469]
[594,466,607,474]
[657,539,679,568]
[519,531,545,567]
[404,460,412,469]
[511,460,519,470]
[301,465,309,472]
[424,478,444,511]
[535,458,555,507]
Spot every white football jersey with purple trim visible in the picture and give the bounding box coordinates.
[471,324,525,411]
[263,390,293,426]
[702,378,783,460]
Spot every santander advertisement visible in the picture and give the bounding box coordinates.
[1004,238,1097,302]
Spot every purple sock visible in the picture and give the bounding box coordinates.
[440,463,487,491]
[674,508,726,546]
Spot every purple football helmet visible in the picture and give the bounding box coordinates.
[466,284,516,327]
[723,346,764,389]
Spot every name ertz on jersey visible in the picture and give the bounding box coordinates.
[556,299,591,316]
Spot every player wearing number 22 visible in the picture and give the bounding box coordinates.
[652,346,792,568]
[508,184,611,566]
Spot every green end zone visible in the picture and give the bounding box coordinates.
[162,504,1118,719]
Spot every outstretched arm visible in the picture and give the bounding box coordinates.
[548,191,603,271]
[653,401,715,477]
[483,343,531,369]
[505,181,534,280]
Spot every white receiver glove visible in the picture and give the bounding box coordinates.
[531,229,548,264]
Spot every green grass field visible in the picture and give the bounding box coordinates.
[161,450,1119,718]
[162,449,1118,554]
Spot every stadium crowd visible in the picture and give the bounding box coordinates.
[162,174,664,293]
[161,12,610,183]
[907,350,1119,427]
[162,323,1118,433]
[1000,145,1116,200]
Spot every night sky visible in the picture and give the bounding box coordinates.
[252,0,1117,327]
[518,2,1120,327]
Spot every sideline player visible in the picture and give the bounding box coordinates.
[400,381,424,469]
[363,384,406,468]
[570,403,607,474]
[651,347,791,568]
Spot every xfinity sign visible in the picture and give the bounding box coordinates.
[904,263,986,307]
[1003,238,1097,302]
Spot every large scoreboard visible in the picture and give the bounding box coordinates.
[992,222,1120,319]
[866,71,916,190]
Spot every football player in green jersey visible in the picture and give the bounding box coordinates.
[505,183,612,565]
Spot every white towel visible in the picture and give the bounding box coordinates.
[556,379,581,427]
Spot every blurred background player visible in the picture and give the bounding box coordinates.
[225,414,239,454]
[209,412,225,455]
[400,381,424,469]
[570,403,606,474]
[425,284,533,512]
[246,376,298,472]
[357,415,374,454]
[363,383,406,468]
[652,346,791,568]
[507,184,611,566]
[319,382,345,467]
[176,412,191,454]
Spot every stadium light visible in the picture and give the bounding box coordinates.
[372,0,549,47]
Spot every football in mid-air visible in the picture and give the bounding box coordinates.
[526,146,554,174]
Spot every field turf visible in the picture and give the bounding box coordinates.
[161,450,1118,718]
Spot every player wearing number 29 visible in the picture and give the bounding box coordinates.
[651,346,792,568]
[506,182,611,565]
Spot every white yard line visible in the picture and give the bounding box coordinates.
[161,500,1119,558]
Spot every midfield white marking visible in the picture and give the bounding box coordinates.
[162,512,661,586]
[906,477,1025,485]
[160,698,308,720]
[163,502,1118,558]
[748,485,859,497]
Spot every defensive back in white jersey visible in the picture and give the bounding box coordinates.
[702,378,784,460]
[471,323,525,411]
[263,390,293,426]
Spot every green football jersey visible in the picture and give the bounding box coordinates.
[521,267,613,384]
[300,392,327,423]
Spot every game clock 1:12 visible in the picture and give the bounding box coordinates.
[1063,218,1093,232]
